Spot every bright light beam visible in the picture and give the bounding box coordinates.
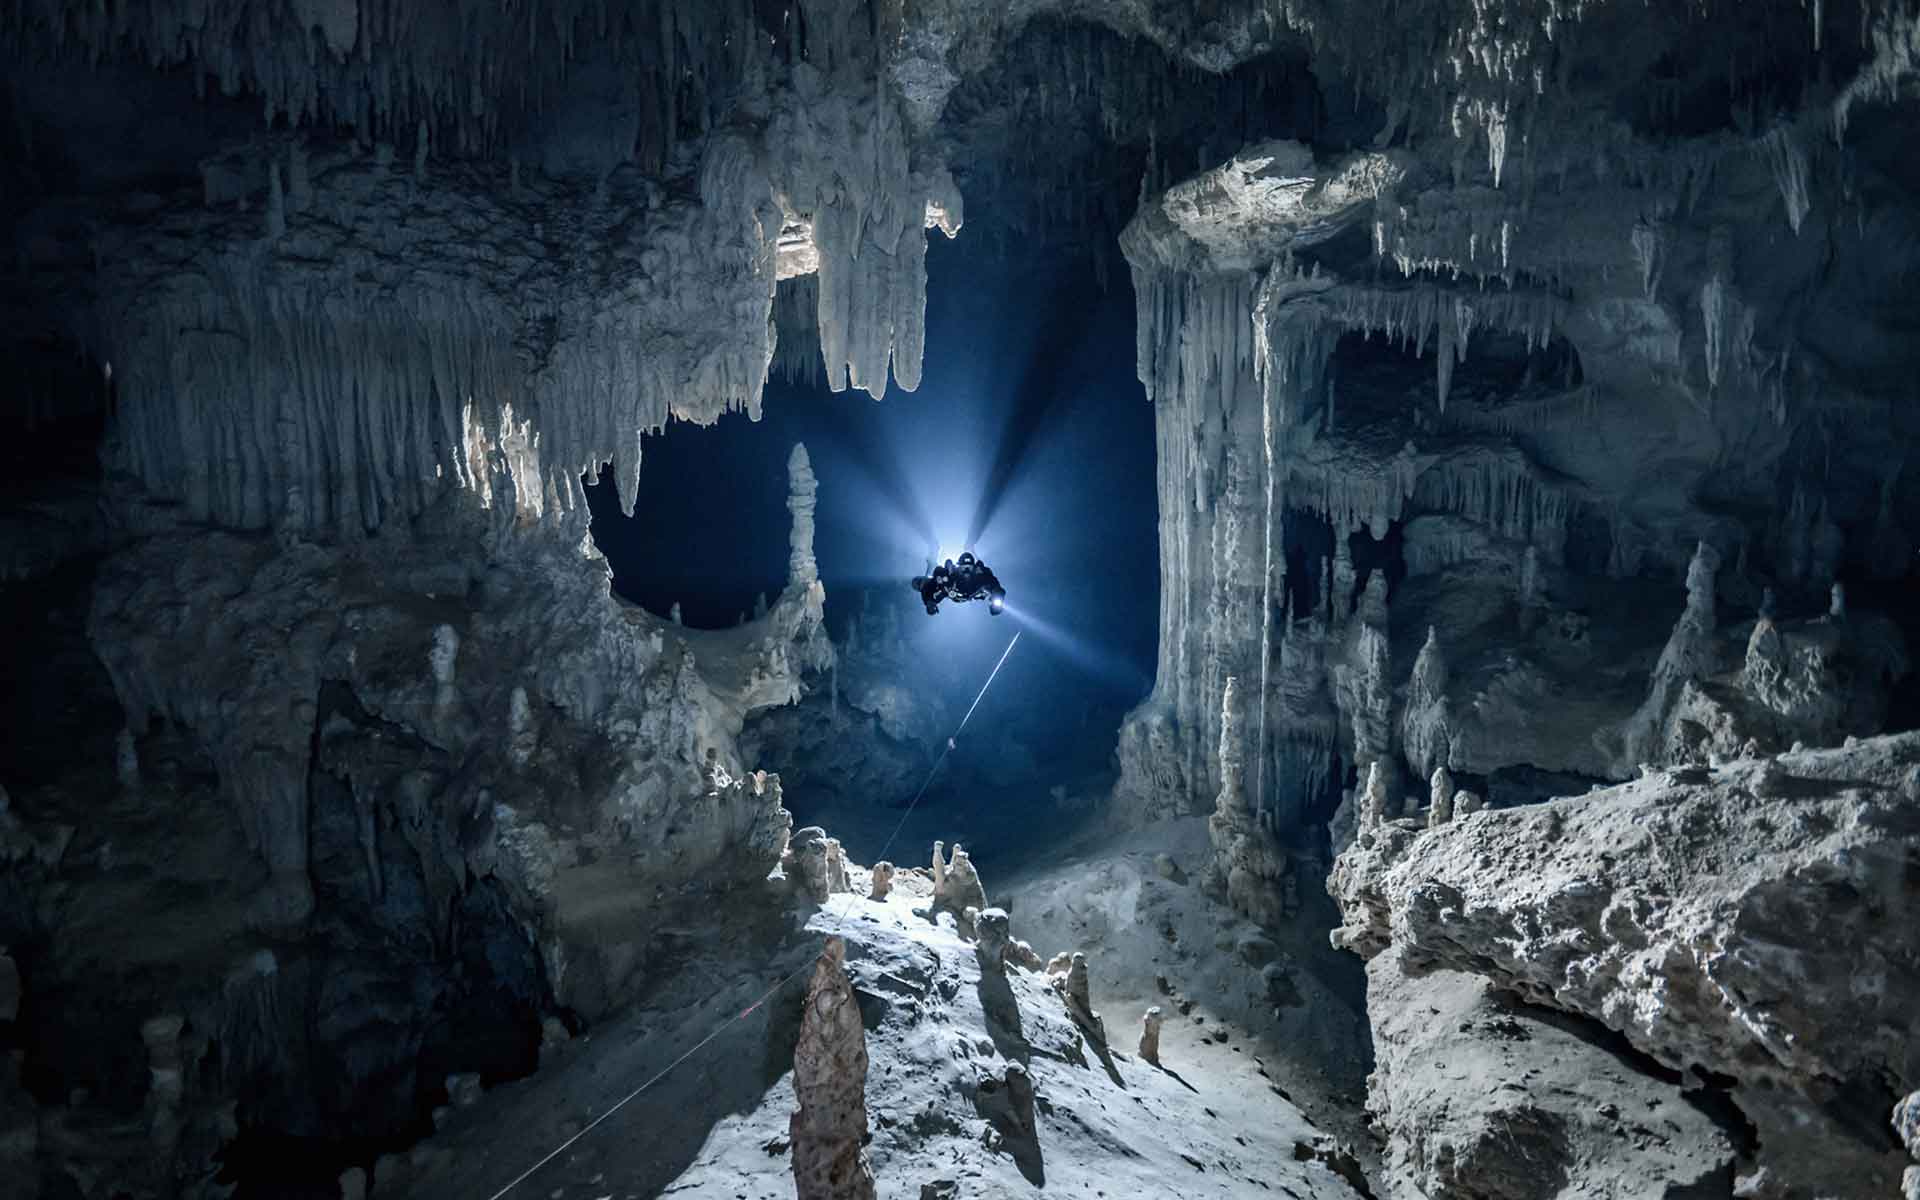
[999,603,1147,693]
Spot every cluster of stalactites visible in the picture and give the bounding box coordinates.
[1263,0,1875,193]
[1131,266,1266,415]
[1253,260,1567,419]
[4,0,805,169]
[91,44,963,536]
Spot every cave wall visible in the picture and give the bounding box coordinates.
[0,4,1324,1193]
[1113,2,1920,839]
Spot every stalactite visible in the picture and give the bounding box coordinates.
[1762,125,1812,234]
[1410,448,1576,560]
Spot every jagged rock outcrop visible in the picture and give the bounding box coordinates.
[790,936,876,1200]
[1331,732,1920,1198]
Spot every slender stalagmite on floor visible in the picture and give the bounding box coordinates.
[1139,1006,1164,1065]
[791,936,875,1200]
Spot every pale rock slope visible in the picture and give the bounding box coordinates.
[398,851,1370,1200]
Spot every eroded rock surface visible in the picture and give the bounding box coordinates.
[1364,957,1735,1199]
[1332,733,1920,1198]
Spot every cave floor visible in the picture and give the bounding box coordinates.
[398,834,1369,1200]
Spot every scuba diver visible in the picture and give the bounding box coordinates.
[912,551,1007,616]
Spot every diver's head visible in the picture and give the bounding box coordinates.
[959,552,976,566]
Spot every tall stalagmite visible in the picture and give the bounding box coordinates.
[790,937,877,1200]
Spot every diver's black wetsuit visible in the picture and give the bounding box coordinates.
[912,552,1006,615]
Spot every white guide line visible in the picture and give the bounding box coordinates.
[874,628,1021,866]
[486,629,1024,1200]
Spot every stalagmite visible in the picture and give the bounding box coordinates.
[1360,760,1391,826]
[1210,676,1298,926]
[973,907,1013,972]
[1428,766,1456,828]
[784,827,832,904]
[1623,541,1722,767]
[1055,952,1105,1042]
[868,862,894,901]
[824,838,850,895]
[788,444,819,586]
[1452,789,1485,817]
[932,843,986,936]
[790,937,876,1200]
[1139,1006,1164,1065]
